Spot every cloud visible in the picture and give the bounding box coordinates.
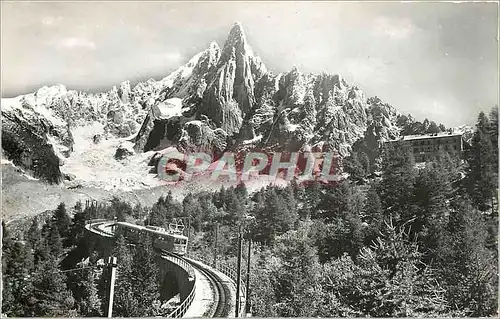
[344,57,388,86]
[164,52,182,61]
[55,37,96,50]
[373,17,413,39]
[41,16,62,26]
[295,48,328,60]
[429,100,450,117]
[146,52,183,65]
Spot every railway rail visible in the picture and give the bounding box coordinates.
[160,252,197,318]
[86,220,235,317]
[187,252,247,317]
[161,250,232,317]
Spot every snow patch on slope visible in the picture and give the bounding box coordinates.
[53,123,158,191]
[243,134,263,145]
[2,96,66,127]
[286,123,300,132]
[152,98,183,120]
[159,51,205,88]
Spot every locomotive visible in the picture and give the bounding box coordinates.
[115,221,188,255]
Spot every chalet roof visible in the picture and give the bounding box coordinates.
[386,132,463,143]
[401,132,463,141]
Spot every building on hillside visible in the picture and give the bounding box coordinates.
[386,132,463,162]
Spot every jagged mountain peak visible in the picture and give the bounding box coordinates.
[228,21,246,42]
[219,22,256,62]
[291,65,301,73]
[33,84,68,101]
[1,23,414,188]
[208,41,220,52]
[155,41,221,92]
[196,22,269,130]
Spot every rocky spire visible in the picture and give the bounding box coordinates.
[201,22,268,132]
[219,22,252,63]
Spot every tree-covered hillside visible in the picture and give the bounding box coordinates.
[2,107,498,317]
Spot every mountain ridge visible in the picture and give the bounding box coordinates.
[1,22,453,187]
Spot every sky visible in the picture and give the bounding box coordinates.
[1,1,498,127]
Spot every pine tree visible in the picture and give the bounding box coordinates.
[109,234,135,316]
[364,182,384,245]
[437,197,497,316]
[183,193,201,229]
[132,203,144,220]
[31,255,75,316]
[74,200,83,214]
[69,204,88,247]
[83,200,99,219]
[248,247,278,317]
[147,192,182,227]
[272,227,323,316]
[111,236,161,317]
[130,240,161,316]
[108,197,133,222]
[426,121,440,134]
[66,258,102,317]
[343,152,366,181]
[316,220,347,261]
[113,234,133,269]
[466,111,496,211]
[235,181,249,200]
[2,224,36,317]
[488,106,498,197]
[316,181,351,222]
[302,180,322,218]
[412,160,452,249]
[223,187,246,224]
[380,141,418,225]
[54,202,71,241]
[282,185,298,221]
[254,187,299,244]
[79,270,102,317]
[147,204,167,227]
[254,188,277,243]
[323,220,447,317]
[216,186,227,209]
[423,118,430,132]
[46,219,64,257]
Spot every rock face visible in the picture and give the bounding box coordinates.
[1,94,73,184]
[132,43,221,152]
[202,22,266,130]
[351,96,401,170]
[255,71,372,156]
[1,82,148,182]
[2,22,414,184]
[132,22,402,159]
[115,143,135,160]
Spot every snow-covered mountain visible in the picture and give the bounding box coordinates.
[132,23,403,156]
[1,22,412,188]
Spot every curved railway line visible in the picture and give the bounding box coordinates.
[190,259,230,317]
[162,251,232,317]
[86,220,235,318]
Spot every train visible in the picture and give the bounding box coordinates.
[115,221,189,255]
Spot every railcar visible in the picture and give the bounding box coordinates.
[115,222,188,255]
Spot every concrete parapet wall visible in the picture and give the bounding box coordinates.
[84,220,195,305]
[157,255,195,302]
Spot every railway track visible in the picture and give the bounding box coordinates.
[189,257,230,317]
[86,221,233,317]
[161,251,231,317]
